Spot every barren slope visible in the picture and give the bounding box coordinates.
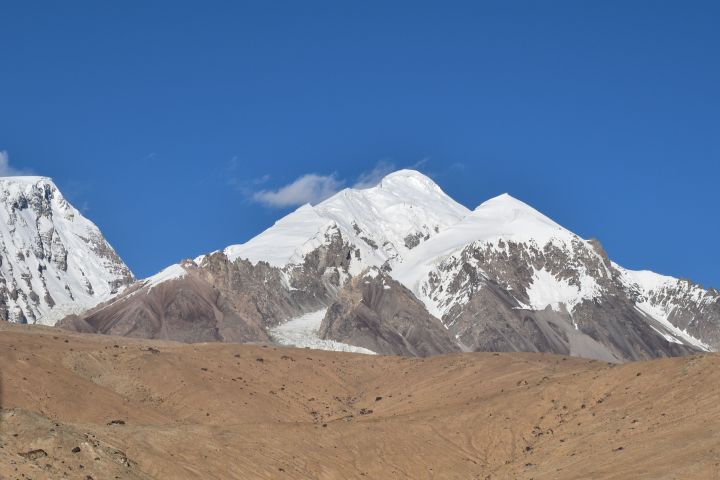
[0,323,718,479]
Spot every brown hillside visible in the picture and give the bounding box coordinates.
[0,322,718,479]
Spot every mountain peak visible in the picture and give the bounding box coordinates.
[226,168,469,268]
[375,169,440,192]
[0,175,56,188]
[379,168,432,181]
[471,192,564,235]
[0,175,133,325]
[476,192,528,209]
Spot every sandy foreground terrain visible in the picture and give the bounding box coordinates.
[1,323,719,480]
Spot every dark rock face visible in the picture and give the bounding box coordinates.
[447,284,694,362]
[282,225,357,311]
[60,274,268,343]
[423,238,615,317]
[403,232,427,250]
[571,300,694,360]
[631,279,720,350]
[59,237,358,343]
[60,256,292,343]
[319,270,459,356]
[422,238,699,361]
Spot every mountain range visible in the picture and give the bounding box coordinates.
[2,172,718,362]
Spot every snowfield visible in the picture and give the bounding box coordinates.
[223,169,469,274]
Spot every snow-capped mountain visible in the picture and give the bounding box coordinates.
[224,169,469,271]
[393,192,598,317]
[390,191,712,360]
[61,169,719,361]
[0,176,133,324]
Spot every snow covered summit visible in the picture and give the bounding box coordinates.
[395,192,570,284]
[0,176,133,324]
[225,169,469,271]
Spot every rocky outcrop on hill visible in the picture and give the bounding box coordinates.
[319,269,458,356]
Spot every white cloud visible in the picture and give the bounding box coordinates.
[0,151,31,176]
[252,173,344,208]
[353,161,397,189]
[249,159,433,208]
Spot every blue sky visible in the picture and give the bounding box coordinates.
[0,1,718,286]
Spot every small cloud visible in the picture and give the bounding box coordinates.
[0,151,32,176]
[411,157,430,169]
[142,152,157,161]
[226,157,270,190]
[228,171,271,193]
[253,173,344,208]
[246,158,437,208]
[252,174,271,185]
[353,161,397,189]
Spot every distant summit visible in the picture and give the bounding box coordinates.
[0,176,133,324]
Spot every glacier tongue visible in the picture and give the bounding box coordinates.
[0,176,133,325]
[269,309,376,354]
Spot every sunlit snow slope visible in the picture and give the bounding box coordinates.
[393,193,606,318]
[224,170,469,272]
[0,177,133,325]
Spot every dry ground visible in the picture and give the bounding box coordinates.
[1,322,719,479]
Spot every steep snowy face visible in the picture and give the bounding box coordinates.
[396,193,572,274]
[616,266,718,350]
[224,204,330,267]
[0,177,133,325]
[394,193,608,319]
[224,169,469,271]
[314,170,470,268]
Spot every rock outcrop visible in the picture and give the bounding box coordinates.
[319,269,459,356]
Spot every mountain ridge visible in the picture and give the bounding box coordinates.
[57,169,719,360]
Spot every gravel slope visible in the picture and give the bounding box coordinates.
[1,323,718,479]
